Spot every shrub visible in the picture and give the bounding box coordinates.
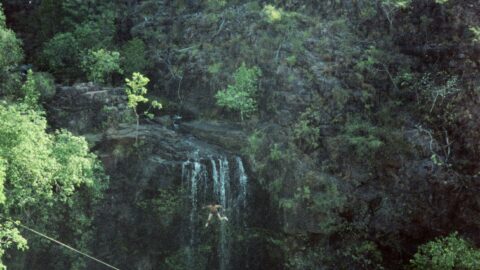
[21,70,55,105]
[33,72,56,101]
[342,119,384,158]
[21,70,41,108]
[293,108,322,152]
[326,117,385,167]
[243,130,266,168]
[279,173,345,234]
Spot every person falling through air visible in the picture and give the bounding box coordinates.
[204,203,228,227]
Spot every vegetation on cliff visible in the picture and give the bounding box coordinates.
[1,0,480,269]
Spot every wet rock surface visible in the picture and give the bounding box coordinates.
[48,83,272,270]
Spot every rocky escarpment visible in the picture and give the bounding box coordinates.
[47,77,480,269]
[42,1,480,268]
[47,83,275,270]
[125,2,480,268]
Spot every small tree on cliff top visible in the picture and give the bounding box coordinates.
[125,72,162,144]
[215,63,261,121]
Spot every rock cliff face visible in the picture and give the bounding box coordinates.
[47,84,277,270]
[48,73,480,269]
[42,1,480,269]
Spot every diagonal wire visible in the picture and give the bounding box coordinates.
[15,222,121,270]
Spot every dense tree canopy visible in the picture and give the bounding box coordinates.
[0,4,106,269]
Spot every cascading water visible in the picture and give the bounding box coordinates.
[236,157,248,210]
[182,156,249,270]
[182,160,208,269]
[218,157,229,270]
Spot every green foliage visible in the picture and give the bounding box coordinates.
[0,103,106,266]
[342,119,384,157]
[207,63,222,75]
[0,4,5,28]
[293,108,322,152]
[82,49,122,84]
[32,72,56,101]
[151,188,182,226]
[340,241,384,269]
[382,0,412,8]
[243,130,265,167]
[410,232,480,269]
[263,5,283,23]
[469,26,480,43]
[125,72,151,111]
[285,55,297,66]
[0,221,27,270]
[215,63,261,121]
[0,18,22,70]
[0,6,23,95]
[41,32,79,80]
[395,70,415,88]
[269,143,283,161]
[0,104,103,206]
[100,105,135,130]
[21,70,40,109]
[293,119,320,152]
[20,70,55,108]
[0,158,5,205]
[40,10,115,82]
[125,73,162,143]
[61,0,116,33]
[327,118,384,163]
[18,71,54,105]
[72,21,113,51]
[121,38,150,76]
[138,188,183,227]
[36,0,64,43]
[205,0,227,11]
[279,173,345,234]
[355,46,383,73]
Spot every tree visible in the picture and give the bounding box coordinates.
[125,72,162,144]
[82,49,123,84]
[0,103,106,269]
[215,63,261,121]
[0,3,23,95]
[121,38,151,76]
[41,32,80,81]
[39,0,116,82]
[410,232,480,269]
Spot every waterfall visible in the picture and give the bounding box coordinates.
[182,156,248,270]
[183,160,209,269]
[218,157,230,270]
[236,157,248,209]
